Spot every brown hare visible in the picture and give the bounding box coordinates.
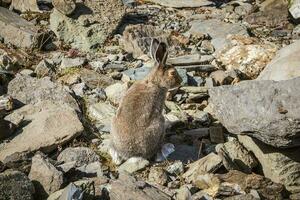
[109,38,182,164]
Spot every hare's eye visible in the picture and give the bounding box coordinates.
[168,69,176,76]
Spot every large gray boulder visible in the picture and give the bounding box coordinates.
[0,170,35,200]
[238,135,300,194]
[1,101,84,162]
[50,0,125,52]
[258,40,300,81]
[208,78,300,148]
[188,19,248,52]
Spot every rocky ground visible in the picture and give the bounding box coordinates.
[0,0,300,199]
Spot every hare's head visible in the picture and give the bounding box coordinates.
[147,39,182,89]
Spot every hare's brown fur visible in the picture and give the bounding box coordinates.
[110,39,182,163]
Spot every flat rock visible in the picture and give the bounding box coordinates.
[148,0,214,8]
[52,0,76,15]
[57,147,100,167]
[183,153,222,184]
[209,78,300,148]
[105,82,129,105]
[87,102,116,132]
[168,144,198,163]
[0,7,47,49]
[1,101,83,161]
[217,36,277,79]
[29,153,63,198]
[188,19,248,52]
[118,157,149,174]
[60,57,86,69]
[50,0,125,52]
[109,172,171,200]
[168,54,214,66]
[216,139,258,173]
[122,65,152,81]
[121,24,169,58]
[258,40,300,81]
[7,74,79,110]
[0,170,35,200]
[238,135,300,193]
[289,0,300,20]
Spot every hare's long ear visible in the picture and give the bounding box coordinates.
[150,38,168,66]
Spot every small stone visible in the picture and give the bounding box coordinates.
[52,0,76,16]
[118,157,149,174]
[183,153,222,184]
[76,161,103,177]
[10,0,40,13]
[72,82,87,97]
[168,145,199,163]
[35,59,56,78]
[89,60,107,72]
[289,0,300,20]
[205,78,214,88]
[87,102,116,132]
[148,167,168,186]
[57,147,100,167]
[19,69,34,76]
[166,161,184,175]
[104,82,129,105]
[210,70,234,86]
[29,153,64,197]
[168,54,214,66]
[60,57,86,69]
[186,110,211,125]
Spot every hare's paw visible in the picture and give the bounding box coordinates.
[109,147,123,165]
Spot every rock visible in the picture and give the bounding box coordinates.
[238,135,300,193]
[223,194,259,200]
[218,170,285,199]
[52,0,76,16]
[289,0,300,20]
[148,167,168,186]
[87,102,116,132]
[148,0,214,8]
[19,69,34,76]
[1,101,83,161]
[76,161,103,177]
[177,65,217,73]
[188,19,248,52]
[175,185,192,200]
[258,40,300,81]
[176,68,188,86]
[10,0,40,12]
[109,172,171,200]
[121,24,169,58]
[168,145,198,163]
[209,126,225,144]
[71,82,86,97]
[183,153,222,184]
[166,161,184,175]
[34,59,55,78]
[7,74,79,110]
[57,182,83,200]
[0,170,35,200]
[105,82,129,105]
[210,70,235,86]
[216,139,258,173]
[29,153,63,198]
[208,78,300,148]
[118,157,149,174]
[168,55,214,66]
[217,36,277,79]
[79,68,115,89]
[0,7,48,49]
[50,0,125,52]
[60,57,86,69]
[185,110,211,125]
[122,65,152,81]
[57,147,100,167]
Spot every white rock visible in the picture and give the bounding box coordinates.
[104,82,129,105]
[289,0,300,20]
[60,57,86,69]
[118,157,149,174]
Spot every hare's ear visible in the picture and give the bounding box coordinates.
[150,38,168,66]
